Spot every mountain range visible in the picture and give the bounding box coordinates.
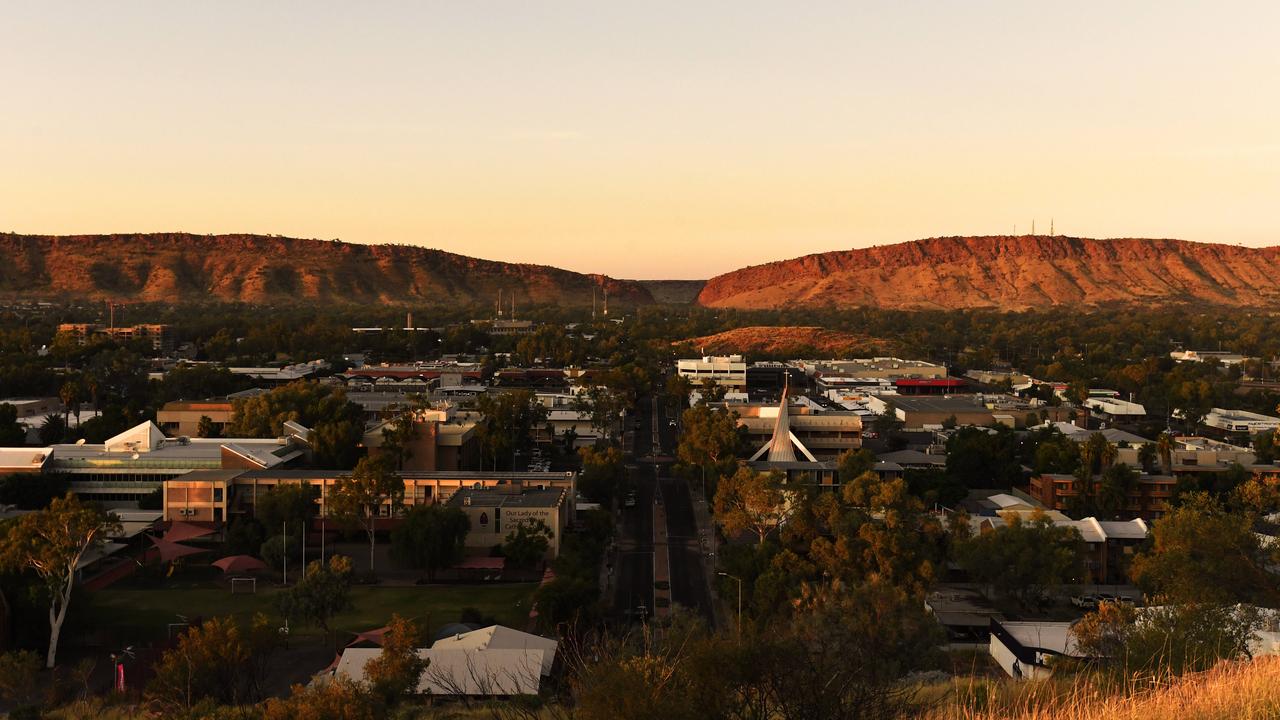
[4,233,1278,310]
[0,233,652,306]
[696,235,1280,310]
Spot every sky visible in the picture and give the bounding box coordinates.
[2,2,1278,279]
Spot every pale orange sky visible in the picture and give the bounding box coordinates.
[2,2,1278,279]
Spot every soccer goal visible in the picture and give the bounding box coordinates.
[230,577,257,594]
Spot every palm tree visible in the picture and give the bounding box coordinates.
[58,380,81,429]
[1137,443,1157,473]
[1156,431,1174,474]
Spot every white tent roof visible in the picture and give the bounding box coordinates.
[335,647,547,696]
[431,625,558,675]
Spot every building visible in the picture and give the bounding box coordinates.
[965,369,1033,388]
[160,468,577,525]
[797,358,948,381]
[363,404,481,471]
[677,355,748,388]
[734,400,862,462]
[157,399,235,437]
[448,486,571,558]
[1204,408,1280,435]
[23,420,307,505]
[332,625,557,696]
[1028,472,1175,520]
[0,397,62,420]
[1083,396,1147,422]
[228,360,327,385]
[58,323,173,352]
[745,362,805,394]
[1170,350,1249,366]
[989,620,1084,680]
[867,394,1050,430]
[342,362,485,390]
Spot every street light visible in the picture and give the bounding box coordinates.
[718,572,742,637]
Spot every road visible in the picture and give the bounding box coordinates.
[612,391,714,626]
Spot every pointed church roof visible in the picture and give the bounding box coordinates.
[104,421,168,453]
[766,382,798,463]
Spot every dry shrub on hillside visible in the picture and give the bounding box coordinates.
[926,657,1280,720]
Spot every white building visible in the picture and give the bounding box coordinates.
[1204,408,1280,434]
[1170,350,1249,366]
[677,355,747,387]
[332,625,558,696]
[1083,396,1147,420]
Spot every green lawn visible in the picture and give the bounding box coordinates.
[84,582,538,643]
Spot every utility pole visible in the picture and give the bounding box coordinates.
[282,520,287,585]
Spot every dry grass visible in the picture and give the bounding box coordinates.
[924,658,1280,720]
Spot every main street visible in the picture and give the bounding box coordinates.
[612,391,714,626]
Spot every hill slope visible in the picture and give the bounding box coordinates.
[681,326,890,357]
[0,233,654,306]
[697,236,1280,310]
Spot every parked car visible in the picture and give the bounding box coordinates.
[1071,594,1100,609]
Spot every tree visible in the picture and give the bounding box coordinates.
[58,380,81,429]
[714,466,788,546]
[37,414,65,445]
[364,614,428,706]
[1156,431,1175,474]
[0,493,120,667]
[474,390,548,470]
[1130,492,1280,605]
[503,519,553,569]
[328,457,404,575]
[263,677,380,720]
[1137,442,1158,473]
[1094,463,1138,519]
[228,381,365,468]
[196,414,218,438]
[835,448,875,484]
[0,403,26,446]
[145,614,281,713]
[1073,601,1263,676]
[677,404,742,482]
[0,650,41,707]
[1253,429,1277,464]
[578,444,624,504]
[277,555,354,639]
[954,510,1081,606]
[803,471,945,592]
[945,426,1023,490]
[255,483,318,531]
[390,504,470,581]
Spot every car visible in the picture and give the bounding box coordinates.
[624,496,637,508]
[668,420,677,427]
[1071,594,1100,609]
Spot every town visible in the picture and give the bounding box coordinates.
[1,300,1279,718]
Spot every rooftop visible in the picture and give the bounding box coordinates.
[448,487,567,509]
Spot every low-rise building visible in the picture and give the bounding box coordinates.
[797,357,947,381]
[363,404,481,472]
[161,468,577,526]
[157,399,235,437]
[1083,396,1147,422]
[867,394,1051,429]
[1028,472,1175,520]
[58,323,173,352]
[735,401,862,462]
[1170,350,1249,366]
[678,355,748,388]
[1204,408,1280,435]
[0,397,62,420]
[449,486,571,558]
